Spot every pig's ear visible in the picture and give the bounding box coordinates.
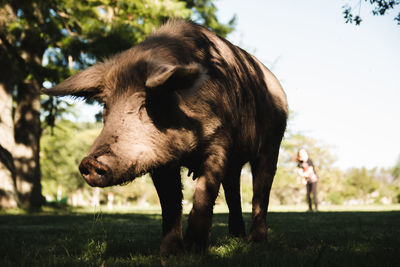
[145,63,204,91]
[42,64,104,98]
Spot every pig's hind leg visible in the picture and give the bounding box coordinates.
[248,140,281,242]
[222,160,246,237]
[151,165,184,255]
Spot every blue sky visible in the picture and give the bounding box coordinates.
[213,0,400,169]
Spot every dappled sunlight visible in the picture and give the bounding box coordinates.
[209,237,250,258]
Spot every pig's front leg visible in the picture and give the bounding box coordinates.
[151,165,184,255]
[184,150,225,252]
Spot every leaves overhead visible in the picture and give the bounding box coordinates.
[0,0,235,125]
[342,0,400,25]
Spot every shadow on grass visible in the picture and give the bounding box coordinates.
[0,210,399,266]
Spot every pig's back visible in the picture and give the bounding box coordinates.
[150,20,288,155]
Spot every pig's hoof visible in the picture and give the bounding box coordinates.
[183,236,194,251]
[160,235,184,256]
[248,227,268,242]
[229,223,246,237]
[184,224,210,253]
[184,236,207,253]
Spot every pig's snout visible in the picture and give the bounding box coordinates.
[79,157,112,187]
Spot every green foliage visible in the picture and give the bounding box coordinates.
[344,168,379,197]
[1,0,234,124]
[392,155,400,179]
[342,0,400,25]
[185,0,236,37]
[40,120,102,199]
[326,191,344,205]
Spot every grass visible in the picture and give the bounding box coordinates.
[1,205,400,266]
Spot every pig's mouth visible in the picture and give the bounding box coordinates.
[112,166,150,186]
[79,155,152,187]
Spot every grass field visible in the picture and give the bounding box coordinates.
[1,205,400,266]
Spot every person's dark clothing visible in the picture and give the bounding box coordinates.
[306,181,318,211]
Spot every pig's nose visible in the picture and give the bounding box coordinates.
[79,157,111,187]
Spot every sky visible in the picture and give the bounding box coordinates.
[212,0,400,169]
[73,0,399,170]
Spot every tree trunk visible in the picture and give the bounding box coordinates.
[0,82,19,208]
[13,82,44,208]
[1,2,45,209]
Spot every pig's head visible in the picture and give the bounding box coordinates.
[43,53,207,187]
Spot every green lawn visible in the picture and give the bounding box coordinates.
[1,205,400,266]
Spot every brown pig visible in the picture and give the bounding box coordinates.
[43,20,288,255]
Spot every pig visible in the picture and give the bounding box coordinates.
[43,19,288,255]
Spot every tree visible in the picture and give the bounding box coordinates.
[343,167,380,201]
[0,1,45,208]
[0,83,18,208]
[342,0,400,25]
[392,155,400,180]
[0,0,234,209]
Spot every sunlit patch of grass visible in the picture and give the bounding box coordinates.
[210,237,249,258]
[80,213,108,262]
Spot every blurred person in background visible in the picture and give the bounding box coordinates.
[296,148,319,212]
